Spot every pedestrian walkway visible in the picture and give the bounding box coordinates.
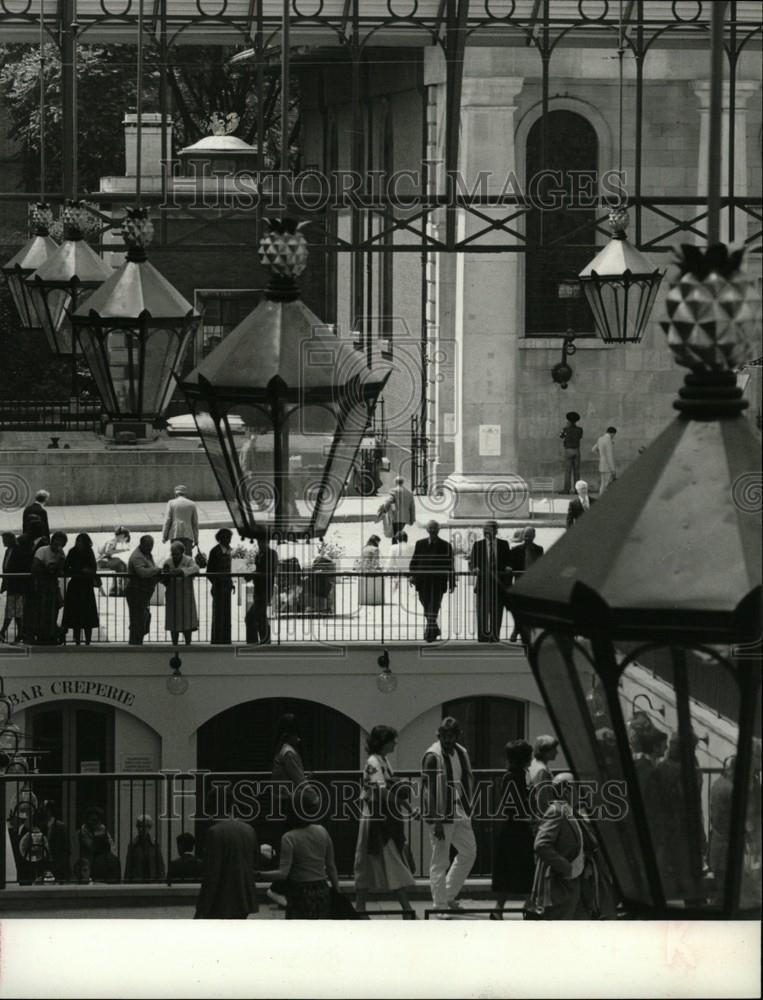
[0,496,571,535]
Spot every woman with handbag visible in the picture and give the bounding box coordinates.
[206,528,233,644]
[62,533,100,645]
[353,725,415,915]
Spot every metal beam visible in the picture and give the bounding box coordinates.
[444,0,469,250]
[60,0,77,201]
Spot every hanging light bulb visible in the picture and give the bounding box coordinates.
[1,203,59,330]
[166,651,189,696]
[376,649,397,694]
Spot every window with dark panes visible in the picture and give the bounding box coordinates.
[525,110,599,336]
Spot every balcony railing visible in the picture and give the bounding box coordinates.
[0,767,725,891]
[0,570,525,646]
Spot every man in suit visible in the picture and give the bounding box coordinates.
[168,832,204,882]
[125,536,162,645]
[532,772,586,920]
[388,475,416,538]
[560,412,583,494]
[469,520,512,642]
[22,490,50,543]
[409,520,455,643]
[42,799,71,882]
[508,527,545,642]
[245,529,279,644]
[162,485,199,555]
[566,480,595,529]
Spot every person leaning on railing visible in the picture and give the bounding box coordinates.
[125,536,162,645]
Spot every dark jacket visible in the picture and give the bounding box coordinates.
[566,496,596,528]
[22,502,49,542]
[46,818,71,881]
[207,544,233,591]
[250,546,279,600]
[168,852,204,881]
[509,541,544,574]
[124,835,165,881]
[409,536,455,592]
[2,542,33,595]
[195,820,259,919]
[469,537,513,594]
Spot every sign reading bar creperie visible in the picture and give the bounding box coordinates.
[5,680,136,708]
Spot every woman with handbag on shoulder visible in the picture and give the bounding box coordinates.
[353,725,415,915]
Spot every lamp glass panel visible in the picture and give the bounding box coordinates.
[77,324,118,413]
[30,285,74,353]
[584,276,661,343]
[285,403,344,536]
[534,631,653,904]
[619,643,743,910]
[6,270,38,329]
[741,684,761,911]
[142,324,196,418]
[311,391,373,538]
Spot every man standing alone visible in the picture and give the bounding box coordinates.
[592,426,617,494]
[469,521,512,642]
[559,412,583,494]
[409,520,455,643]
[422,717,477,915]
[162,485,199,555]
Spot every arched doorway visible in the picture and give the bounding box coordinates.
[197,698,361,874]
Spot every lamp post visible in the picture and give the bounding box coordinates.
[180,219,391,540]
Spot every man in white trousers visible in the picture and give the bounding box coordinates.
[421,717,477,916]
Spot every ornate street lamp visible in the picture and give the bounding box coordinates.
[27,201,112,357]
[180,219,391,540]
[70,208,200,433]
[1,204,58,331]
[508,247,761,917]
[578,209,664,344]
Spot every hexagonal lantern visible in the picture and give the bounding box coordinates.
[180,219,391,540]
[579,209,664,344]
[70,207,200,428]
[27,201,112,357]
[508,245,761,918]
[1,204,59,331]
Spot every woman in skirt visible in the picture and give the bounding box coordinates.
[353,725,415,914]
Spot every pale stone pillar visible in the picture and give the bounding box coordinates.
[445,76,527,518]
[694,81,759,247]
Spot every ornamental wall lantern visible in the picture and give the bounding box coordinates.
[70,207,200,435]
[180,219,391,540]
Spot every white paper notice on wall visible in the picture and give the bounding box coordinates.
[79,760,101,774]
[479,424,501,457]
[121,754,155,773]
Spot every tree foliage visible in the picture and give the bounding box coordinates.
[0,42,299,194]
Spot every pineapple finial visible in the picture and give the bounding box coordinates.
[259,219,309,300]
[121,207,155,262]
[61,199,101,241]
[29,202,54,236]
[659,244,759,374]
[608,207,630,238]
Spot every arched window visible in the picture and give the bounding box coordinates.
[525,110,599,336]
[442,695,526,769]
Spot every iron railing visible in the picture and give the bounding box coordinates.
[0,766,727,890]
[0,569,524,646]
[0,399,101,432]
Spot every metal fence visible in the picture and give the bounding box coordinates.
[0,767,724,891]
[0,399,101,432]
[0,570,524,646]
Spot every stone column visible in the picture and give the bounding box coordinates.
[694,81,759,247]
[445,76,527,518]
